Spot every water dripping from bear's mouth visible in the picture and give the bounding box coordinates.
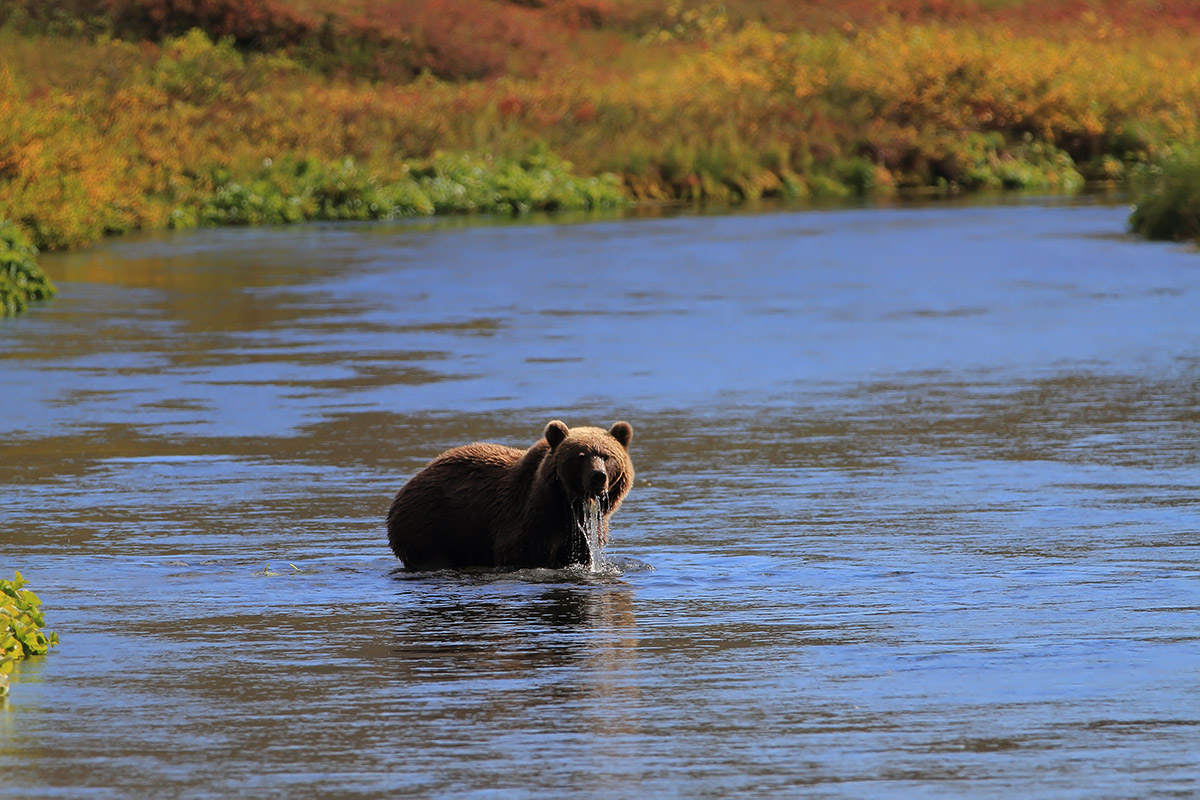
[571,495,607,573]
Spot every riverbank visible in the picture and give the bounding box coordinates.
[3,1,1200,315]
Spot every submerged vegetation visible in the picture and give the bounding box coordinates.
[1,571,59,696]
[3,0,1200,311]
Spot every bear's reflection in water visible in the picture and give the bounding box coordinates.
[386,580,642,740]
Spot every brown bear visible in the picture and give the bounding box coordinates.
[387,420,634,570]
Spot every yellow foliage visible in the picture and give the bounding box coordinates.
[3,20,1200,250]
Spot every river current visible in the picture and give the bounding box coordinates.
[2,200,1198,798]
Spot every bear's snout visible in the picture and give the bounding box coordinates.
[586,456,608,494]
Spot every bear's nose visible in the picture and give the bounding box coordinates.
[587,460,608,492]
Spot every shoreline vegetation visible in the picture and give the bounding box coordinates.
[1,571,58,697]
[3,0,1200,315]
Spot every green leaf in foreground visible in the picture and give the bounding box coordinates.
[1,571,60,696]
[0,220,58,318]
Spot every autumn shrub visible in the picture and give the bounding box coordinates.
[0,58,155,249]
[370,0,566,80]
[589,0,1200,36]
[147,27,249,102]
[1129,149,1200,242]
[0,0,572,80]
[680,20,1198,187]
[103,0,423,81]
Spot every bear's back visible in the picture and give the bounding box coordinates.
[387,442,531,569]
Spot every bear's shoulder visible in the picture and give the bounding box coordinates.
[433,441,528,467]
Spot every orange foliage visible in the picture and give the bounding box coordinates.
[4,1,1200,250]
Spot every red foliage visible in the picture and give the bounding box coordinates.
[608,0,1200,35]
[991,0,1200,32]
[573,99,596,123]
[498,94,525,117]
[358,0,572,80]
[8,0,1200,84]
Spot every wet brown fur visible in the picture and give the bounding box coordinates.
[387,420,634,570]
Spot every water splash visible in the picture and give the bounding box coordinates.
[572,495,607,572]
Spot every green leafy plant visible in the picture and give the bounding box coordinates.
[171,152,626,229]
[0,220,57,318]
[1130,149,1200,242]
[411,152,627,215]
[1,571,59,696]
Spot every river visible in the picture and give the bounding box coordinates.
[2,199,1198,798]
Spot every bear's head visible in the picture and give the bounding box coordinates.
[543,420,634,511]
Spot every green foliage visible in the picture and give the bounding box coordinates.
[1,571,59,697]
[888,131,1085,193]
[149,28,247,104]
[171,152,627,229]
[412,152,627,215]
[835,157,882,196]
[1129,149,1200,242]
[956,134,1085,192]
[806,174,853,200]
[0,220,56,317]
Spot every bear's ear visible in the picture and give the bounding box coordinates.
[544,420,569,450]
[609,421,633,449]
